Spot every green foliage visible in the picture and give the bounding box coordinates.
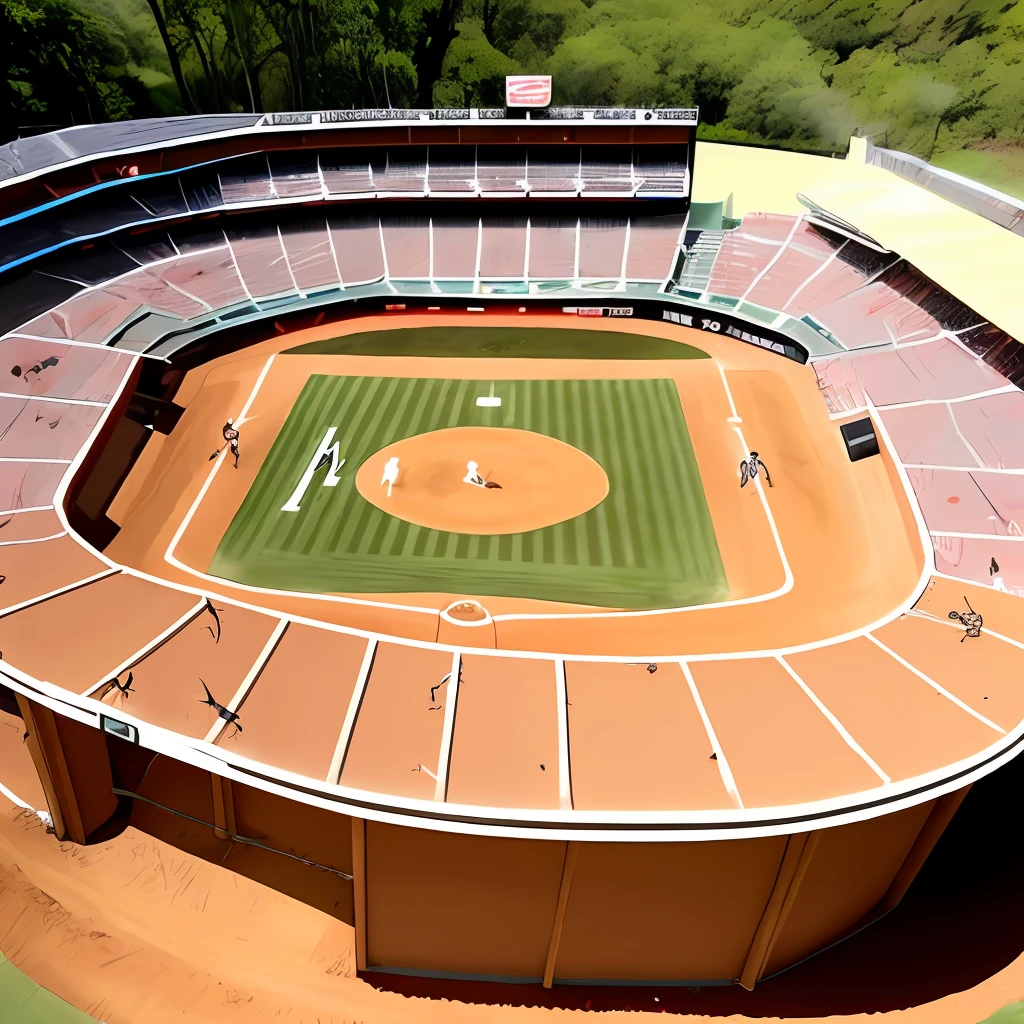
[4,0,1024,192]
[439,22,518,107]
[2,0,165,138]
[461,0,1024,161]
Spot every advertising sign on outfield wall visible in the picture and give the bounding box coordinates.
[506,76,553,107]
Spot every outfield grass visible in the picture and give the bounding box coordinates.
[286,325,710,360]
[211,374,726,609]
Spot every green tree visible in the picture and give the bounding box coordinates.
[2,0,155,139]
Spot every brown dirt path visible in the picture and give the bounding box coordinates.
[0,787,1022,1024]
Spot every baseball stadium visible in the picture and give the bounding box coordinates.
[1,101,1024,1002]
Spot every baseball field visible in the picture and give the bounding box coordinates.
[208,362,727,609]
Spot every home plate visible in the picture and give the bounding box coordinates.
[476,396,502,407]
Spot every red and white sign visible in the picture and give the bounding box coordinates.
[506,75,552,108]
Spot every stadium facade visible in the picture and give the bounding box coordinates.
[0,107,1023,991]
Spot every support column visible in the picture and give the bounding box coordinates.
[15,694,84,843]
[210,773,236,841]
[351,817,368,971]
[542,841,579,989]
[879,787,971,914]
[738,831,819,991]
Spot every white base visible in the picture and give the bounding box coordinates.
[476,397,502,407]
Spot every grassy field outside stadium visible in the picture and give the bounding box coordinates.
[0,948,94,1024]
[210,373,726,609]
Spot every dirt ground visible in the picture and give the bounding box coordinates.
[0,786,1023,1024]
[103,313,923,656]
[354,426,609,534]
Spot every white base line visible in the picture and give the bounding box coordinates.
[680,660,743,808]
[327,638,377,784]
[905,465,1024,475]
[205,617,289,744]
[555,659,572,810]
[0,390,107,407]
[0,458,72,464]
[717,363,741,420]
[0,568,118,620]
[866,632,1005,733]
[0,780,34,811]
[82,597,208,697]
[931,531,1024,542]
[3,331,149,355]
[494,364,794,622]
[0,505,53,516]
[877,385,1017,410]
[776,656,890,784]
[911,607,1024,654]
[434,652,462,802]
[0,531,66,547]
[163,354,438,618]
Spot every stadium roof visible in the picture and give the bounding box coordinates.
[0,108,699,185]
[693,136,1024,345]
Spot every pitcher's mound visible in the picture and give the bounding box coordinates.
[355,426,609,535]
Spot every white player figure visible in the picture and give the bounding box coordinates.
[463,460,486,488]
[381,456,400,497]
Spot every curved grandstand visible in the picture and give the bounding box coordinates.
[1,109,1024,991]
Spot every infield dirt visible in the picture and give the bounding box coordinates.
[104,313,922,655]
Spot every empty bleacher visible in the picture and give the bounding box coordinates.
[0,144,692,276]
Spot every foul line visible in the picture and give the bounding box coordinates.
[0,779,37,812]
[163,354,440,618]
[492,362,794,622]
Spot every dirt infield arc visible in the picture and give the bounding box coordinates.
[355,427,610,534]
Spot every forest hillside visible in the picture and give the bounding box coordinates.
[2,0,1023,194]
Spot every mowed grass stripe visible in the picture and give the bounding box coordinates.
[288,376,367,555]
[650,378,724,585]
[571,381,598,568]
[584,380,616,568]
[288,376,376,557]
[211,373,727,609]
[642,380,698,578]
[598,379,633,569]
[362,377,435,556]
